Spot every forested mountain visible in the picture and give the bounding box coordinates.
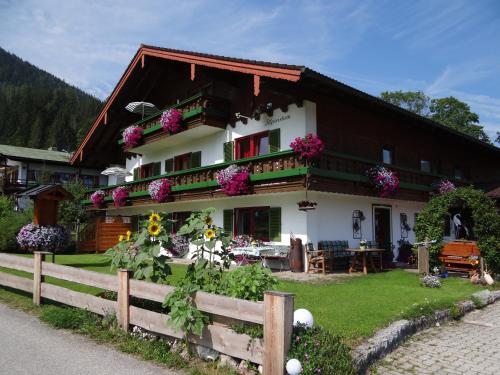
[0,47,102,151]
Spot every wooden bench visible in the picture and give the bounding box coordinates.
[438,240,480,275]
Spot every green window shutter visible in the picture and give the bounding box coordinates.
[164,158,173,173]
[223,209,234,237]
[133,168,139,181]
[269,207,281,242]
[269,128,280,153]
[190,151,202,168]
[153,162,161,176]
[223,141,234,162]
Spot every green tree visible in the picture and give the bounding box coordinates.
[0,194,33,251]
[429,97,490,142]
[58,178,88,226]
[380,90,430,116]
[496,132,499,144]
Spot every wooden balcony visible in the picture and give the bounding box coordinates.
[119,92,230,153]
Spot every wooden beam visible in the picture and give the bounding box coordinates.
[141,54,145,68]
[254,75,261,96]
[117,269,132,331]
[191,63,196,80]
[104,112,107,125]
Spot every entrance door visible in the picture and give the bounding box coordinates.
[373,205,393,263]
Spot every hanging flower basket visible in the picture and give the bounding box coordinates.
[122,126,143,148]
[290,133,325,162]
[90,190,106,208]
[148,178,172,203]
[433,179,456,195]
[216,165,250,196]
[17,223,69,252]
[366,166,399,197]
[112,186,129,207]
[297,200,317,211]
[160,108,183,134]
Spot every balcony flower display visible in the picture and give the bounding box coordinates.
[216,164,250,196]
[297,200,317,211]
[112,186,129,207]
[17,223,69,252]
[148,178,172,203]
[122,126,143,148]
[160,108,183,134]
[367,165,399,197]
[433,179,456,195]
[290,133,325,161]
[90,190,106,208]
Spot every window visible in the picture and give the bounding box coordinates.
[454,167,464,180]
[234,207,270,241]
[174,153,191,171]
[382,147,393,164]
[140,163,154,178]
[420,160,431,173]
[171,211,191,233]
[235,132,270,160]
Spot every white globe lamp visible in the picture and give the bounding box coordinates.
[286,358,302,375]
[293,308,314,328]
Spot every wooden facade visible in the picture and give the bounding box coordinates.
[79,216,131,252]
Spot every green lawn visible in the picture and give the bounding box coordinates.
[0,253,486,343]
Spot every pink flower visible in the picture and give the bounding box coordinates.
[122,126,143,148]
[367,166,399,197]
[90,190,105,208]
[436,179,456,194]
[290,133,324,161]
[112,186,129,207]
[148,179,171,203]
[216,165,250,196]
[160,108,183,134]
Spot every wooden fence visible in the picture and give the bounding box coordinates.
[0,252,294,375]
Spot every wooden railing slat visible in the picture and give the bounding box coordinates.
[0,271,32,293]
[0,253,33,273]
[42,262,118,292]
[41,283,116,316]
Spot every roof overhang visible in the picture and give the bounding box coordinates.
[70,45,304,165]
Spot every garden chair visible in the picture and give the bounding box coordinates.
[306,242,327,274]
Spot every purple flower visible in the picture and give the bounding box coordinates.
[17,224,69,252]
[112,186,129,207]
[290,133,324,161]
[367,166,399,197]
[160,108,183,134]
[216,165,250,196]
[148,179,171,203]
[122,126,143,148]
[436,179,456,194]
[90,190,105,208]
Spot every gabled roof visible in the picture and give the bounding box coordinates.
[71,45,499,165]
[0,144,72,163]
[16,184,73,200]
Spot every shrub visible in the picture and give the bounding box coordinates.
[0,195,33,251]
[16,223,69,252]
[221,263,278,301]
[288,325,355,375]
[420,275,441,288]
[40,306,94,329]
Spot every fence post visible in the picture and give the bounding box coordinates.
[117,269,132,331]
[418,245,429,275]
[33,251,52,305]
[263,291,294,375]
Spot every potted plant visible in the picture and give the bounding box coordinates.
[122,126,143,148]
[90,190,106,208]
[366,165,399,197]
[359,239,368,250]
[160,108,183,134]
[216,165,250,196]
[297,200,317,211]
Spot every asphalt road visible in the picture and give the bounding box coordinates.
[0,303,180,375]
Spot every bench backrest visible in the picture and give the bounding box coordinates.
[318,240,351,257]
[441,241,480,257]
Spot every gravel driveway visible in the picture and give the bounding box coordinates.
[0,303,181,375]
[375,302,500,375]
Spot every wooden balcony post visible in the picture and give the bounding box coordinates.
[33,251,51,305]
[263,291,294,375]
[117,269,132,331]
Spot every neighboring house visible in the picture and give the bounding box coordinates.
[0,144,106,205]
[71,45,500,257]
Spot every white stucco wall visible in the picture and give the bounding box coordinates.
[123,101,317,182]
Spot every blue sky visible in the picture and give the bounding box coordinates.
[1,0,499,142]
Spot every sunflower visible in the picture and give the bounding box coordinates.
[118,235,124,242]
[148,222,162,237]
[149,212,161,223]
[126,230,131,241]
[205,228,216,239]
[204,216,213,226]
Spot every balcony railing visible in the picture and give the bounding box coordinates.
[118,92,230,149]
[83,149,460,205]
[82,150,306,204]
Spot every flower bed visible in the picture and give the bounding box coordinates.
[148,179,171,203]
[160,108,183,134]
[16,223,69,252]
[122,126,143,148]
[216,165,250,196]
[112,186,129,207]
[366,166,399,197]
[290,133,324,161]
[90,190,105,208]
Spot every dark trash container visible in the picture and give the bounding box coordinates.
[289,237,304,272]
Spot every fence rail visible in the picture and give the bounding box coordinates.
[0,252,293,374]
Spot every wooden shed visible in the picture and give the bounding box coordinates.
[17,184,73,225]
